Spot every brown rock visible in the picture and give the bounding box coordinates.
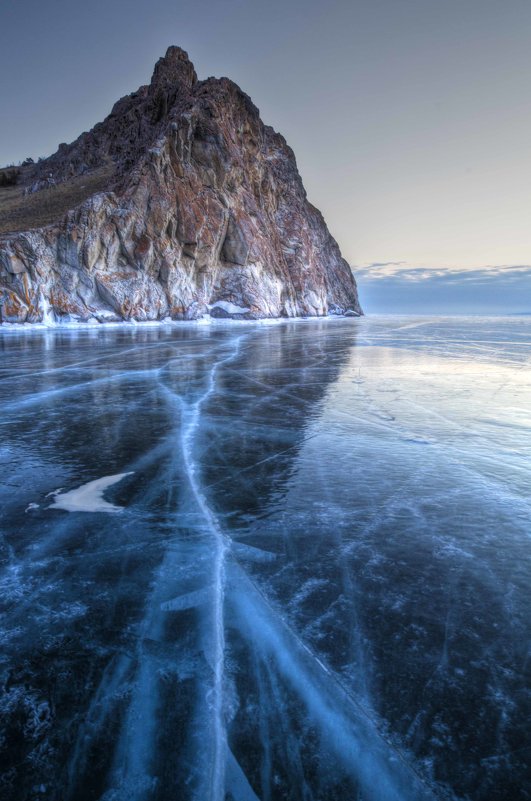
[0,47,362,323]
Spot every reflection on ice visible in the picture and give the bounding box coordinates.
[0,316,529,801]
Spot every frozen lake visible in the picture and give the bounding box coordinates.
[0,316,529,801]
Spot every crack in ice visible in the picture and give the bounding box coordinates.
[177,334,247,801]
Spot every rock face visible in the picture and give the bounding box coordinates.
[0,47,362,323]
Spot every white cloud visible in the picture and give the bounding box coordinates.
[355,262,531,284]
[354,263,531,313]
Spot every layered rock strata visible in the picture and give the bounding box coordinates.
[0,47,362,323]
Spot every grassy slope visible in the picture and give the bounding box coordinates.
[0,165,114,236]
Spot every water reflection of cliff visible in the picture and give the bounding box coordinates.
[0,323,356,492]
[198,320,359,520]
[0,321,364,801]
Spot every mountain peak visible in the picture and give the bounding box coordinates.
[0,48,361,324]
[150,46,197,93]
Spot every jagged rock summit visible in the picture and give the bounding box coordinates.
[0,47,362,323]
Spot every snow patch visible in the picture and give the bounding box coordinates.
[209,300,250,315]
[49,472,134,513]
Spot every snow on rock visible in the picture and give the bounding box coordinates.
[209,300,251,316]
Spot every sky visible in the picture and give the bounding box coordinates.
[1,0,531,313]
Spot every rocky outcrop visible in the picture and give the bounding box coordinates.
[0,47,362,324]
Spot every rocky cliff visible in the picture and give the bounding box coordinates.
[0,47,362,323]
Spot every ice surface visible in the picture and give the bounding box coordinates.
[160,587,211,612]
[0,316,529,801]
[49,473,134,512]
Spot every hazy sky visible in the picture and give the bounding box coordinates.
[1,0,530,312]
